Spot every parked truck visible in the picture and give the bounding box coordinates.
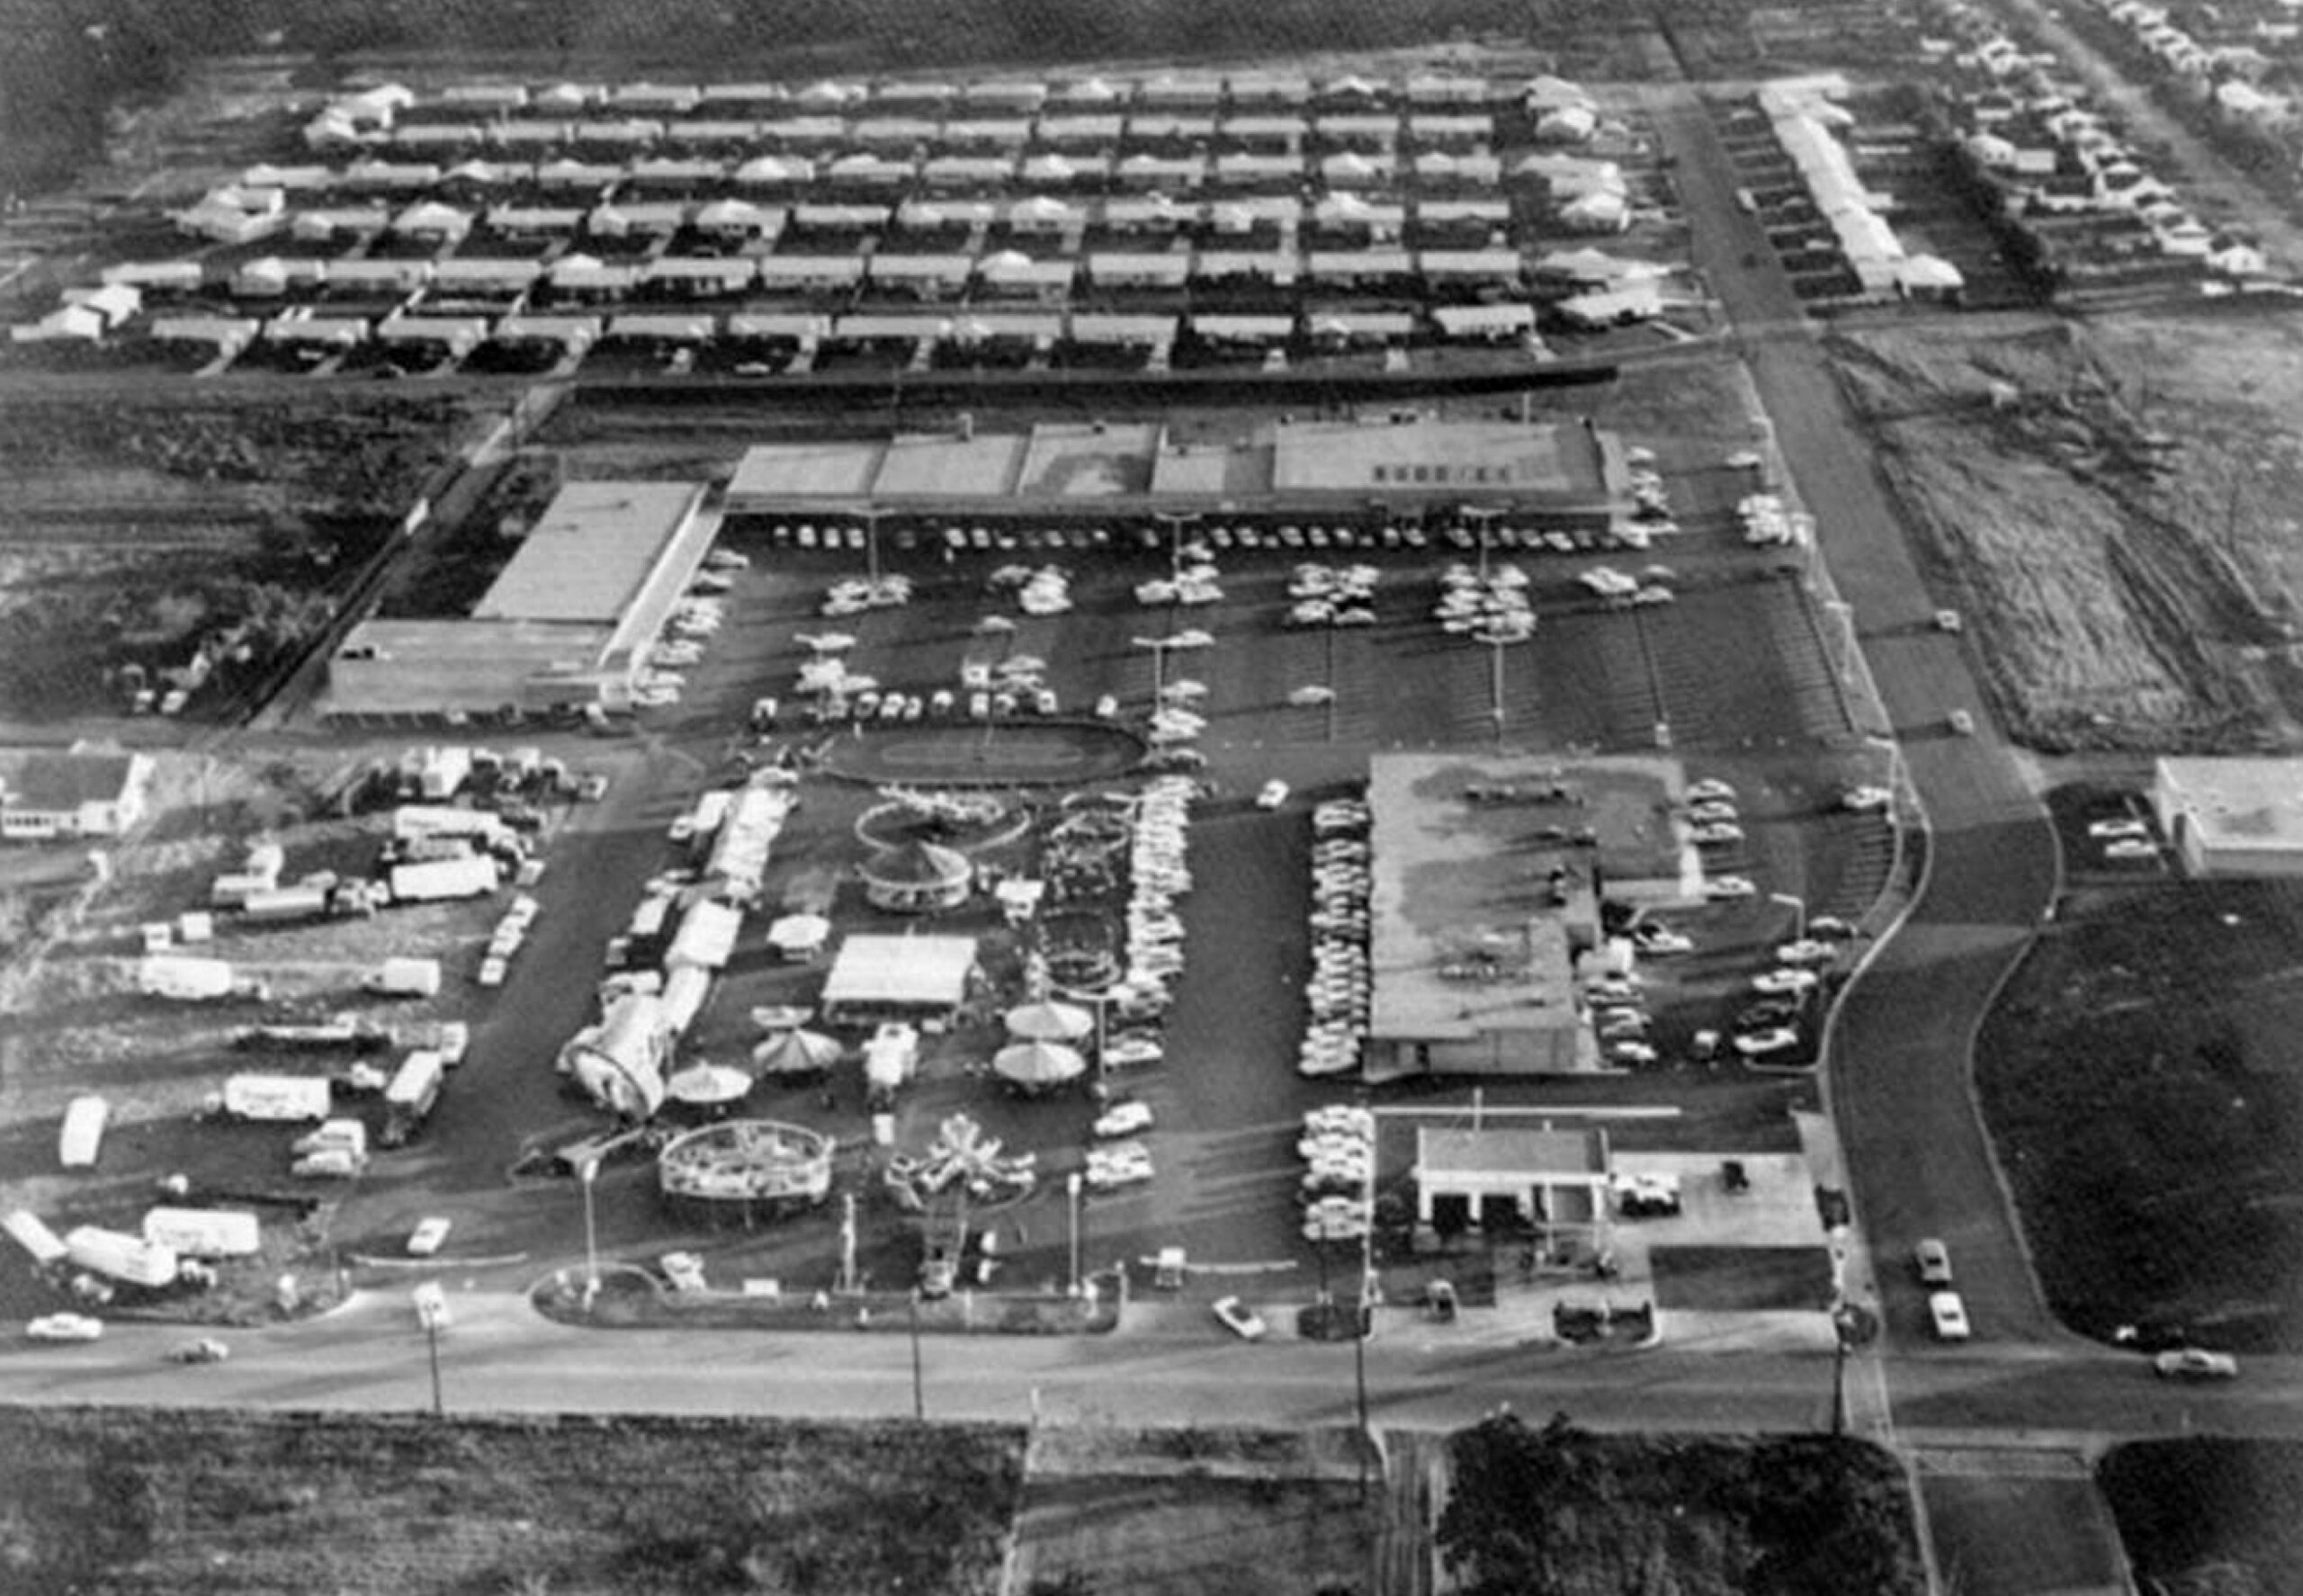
[239,883,332,925]
[207,1073,332,1123]
[361,957,444,999]
[289,1116,369,1178]
[378,1050,444,1148]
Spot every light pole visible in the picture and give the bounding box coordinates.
[413,1282,446,1418]
[908,1288,926,1419]
[1770,892,1806,942]
[862,504,885,587]
[1461,504,1503,585]
[1132,635,1177,705]
[578,1157,601,1307]
[1152,509,1201,581]
[1067,1171,1083,1296]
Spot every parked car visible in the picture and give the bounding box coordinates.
[1212,1295,1268,1341]
[1913,1238,1953,1287]
[1751,967,1819,995]
[1091,1100,1154,1139]
[2153,1347,2238,1381]
[2103,838,2159,861]
[2088,817,2150,840]
[1256,779,1290,811]
[1731,1027,1803,1060]
[167,1336,231,1364]
[1702,875,1758,900]
[407,1216,453,1257]
[1948,709,1976,737]
[1926,1291,1971,1342]
[25,1313,103,1342]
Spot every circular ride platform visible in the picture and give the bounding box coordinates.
[819,720,1147,789]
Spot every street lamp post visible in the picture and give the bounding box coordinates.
[1461,505,1503,585]
[1152,509,1201,581]
[1770,892,1807,942]
[1067,1172,1083,1297]
[862,504,884,587]
[1488,636,1508,744]
[908,1288,926,1420]
[413,1283,446,1418]
[1132,635,1176,705]
[578,1158,601,1308]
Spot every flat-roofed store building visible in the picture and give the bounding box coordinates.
[2152,757,2303,876]
[323,481,711,721]
[1412,1125,1613,1254]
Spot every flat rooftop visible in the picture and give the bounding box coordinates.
[728,440,885,504]
[874,431,1027,498]
[2156,756,2303,855]
[1272,416,1600,497]
[475,481,704,623]
[1417,1124,1611,1177]
[1366,754,1685,1045]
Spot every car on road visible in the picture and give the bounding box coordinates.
[1933,609,1963,633]
[1948,709,1976,737]
[2153,1347,2238,1381]
[407,1216,453,1257]
[1256,779,1290,811]
[25,1313,103,1341]
[1212,1296,1268,1341]
[167,1337,231,1364]
[1927,1292,1971,1342]
[1914,1238,1954,1287]
[1731,1027,1804,1060]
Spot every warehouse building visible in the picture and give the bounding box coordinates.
[323,480,712,721]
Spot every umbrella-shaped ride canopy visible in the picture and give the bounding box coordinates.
[993,1039,1087,1088]
[666,1063,754,1106]
[1003,998,1093,1042]
[752,1028,845,1075]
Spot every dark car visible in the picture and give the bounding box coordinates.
[1734,999,1802,1032]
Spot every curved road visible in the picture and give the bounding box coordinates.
[1644,87,2068,1366]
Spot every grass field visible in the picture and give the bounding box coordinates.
[1976,871,2303,1349]
[2100,1439,2303,1596]
[0,1408,1026,1596]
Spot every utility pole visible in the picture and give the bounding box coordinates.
[909,1289,926,1419]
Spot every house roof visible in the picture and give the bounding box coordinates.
[0,749,145,813]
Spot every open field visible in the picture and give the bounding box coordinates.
[1976,862,2303,1350]
[0,392,481,722]
[2100,1439,2303,1596]
[0,1407,1026,1596]
[1828,310,2303,754]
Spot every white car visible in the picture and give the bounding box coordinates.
[2089,817,2150,839]
[704,549,750,570]
[1725,451,1763,470]
[1092,1100,1154,1139]
[1691,822,1744,846]
[1775,939,1834,966]
[2103,838,2159,861]
[1751,967,1819,995]
[477,955,508,989]
[1914,1238,1954,1287]
[1732,1027,1803,1060]
[1689,801,1739,825]
[1085,1151,1155,1191]
[1703,875,1758,901]
[25,1313,103,1342]
[406,1216,453,1256]
[1631,925,1693,955]
[2154,1347,2238,1380]
[1608,1040,1660,1067]
[1927,1291,1971,1342]
[1256,780,1290,811]
[1212,1296,1268,1341]
[1842,785,1894,813]
[1687,779,1737,803]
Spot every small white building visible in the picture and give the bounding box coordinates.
[2152,757,2303,876]
[0,749,154,842]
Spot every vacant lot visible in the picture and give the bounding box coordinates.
[1976,874,2303,1349]
[1830,310,2303,753]
[0,1408,1026,1596]
[0,391,479,721]
[2101,1439,2303,1596]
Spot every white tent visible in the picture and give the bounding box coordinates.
[821,934,978,1012]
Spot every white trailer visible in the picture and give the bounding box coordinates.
[65,1224,180,1288]
[141,1206,261,1258]
[392,804,511,847]
[388,855,500,904]
[665,899,742,972]
[661,964,712,1036]
[3,1209,69,1268]
[213,1073,333,1122]
[704,785,793,903]
[138,955,237,1001]
[362,956,444,998]
[380,1049,445,1146]
[58,1096,109,1170]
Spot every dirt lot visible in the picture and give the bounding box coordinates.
[1976,847,2303,1350]
[2100,1439,2303,1596]
[0,391,482,721]
[0,1407,1026,1596]
[1828,309,2303,754]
